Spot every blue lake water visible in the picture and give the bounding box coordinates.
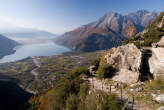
[0,41,71,63]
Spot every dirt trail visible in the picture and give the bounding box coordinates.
[25,57,40,94]
[87,77,152,110]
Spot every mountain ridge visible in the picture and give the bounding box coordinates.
[0,34,19,59]
[55,10,158,52]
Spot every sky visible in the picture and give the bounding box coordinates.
[0,0,163,34]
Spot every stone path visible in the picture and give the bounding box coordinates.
[87,77,152,110]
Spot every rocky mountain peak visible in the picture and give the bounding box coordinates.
[135,10,149,16]
[55,10,158,52]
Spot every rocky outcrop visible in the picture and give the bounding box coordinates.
[105,43,143,72]
[157,106,164,110]
[111,69,139,83]
[102,36,164,83]
[104,43,143,83]
[89,65,97,75]
[157,16,164,28]
[149,36,164,78]
[157,36,164,47]
[155,94,164,103]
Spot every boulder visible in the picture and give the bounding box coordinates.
[112,69,139,83]
[157,106,164,110]
[105,43,143,72]
[152,43,158,48]
[104,43,143,83]
[155,94,164,103]
[157,36,164,47]
[149,36,164,78]
[89,65,97,75]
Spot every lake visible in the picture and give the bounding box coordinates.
[0,40,71,63]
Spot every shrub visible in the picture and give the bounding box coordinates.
[97,64,116,79]
[146,78,164,91]
[90,58,100,68]
[71,67,90,77]
[66,94,79,110]
[107,94,122,110]
[85,91,122,110]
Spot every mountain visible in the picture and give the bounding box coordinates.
[0,34,19,59]
[0,27,56,44]
[124,11,164,47]
[2,28,56,39]
[55,10,158,52]
[0,19,56,44]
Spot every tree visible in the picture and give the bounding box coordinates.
[97,64,115,79]
[66,94,78,110]
[90,58,101,69]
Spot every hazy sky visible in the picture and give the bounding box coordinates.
[0,0,163,34]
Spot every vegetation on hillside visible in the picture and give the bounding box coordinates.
[28,67,122,110]
[0,51,104,93]
[124,12,164,47]
[29,51,104,92]
[0,58,35,87]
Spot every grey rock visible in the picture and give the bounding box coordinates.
[157,106,164,110]
[157,16,164,28]
[157,36,164,47]
[105,43,142,72]
[149,36,164,78]
[155,94,164,103]
[89,65,97,75]
[152,43,159,48]
[135,87,143,92]
[104,43,143,83]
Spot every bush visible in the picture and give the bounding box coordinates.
[97,64,116,79]
[107,94,122,110]
[66,94,79,110]
[147,78,164,91]
[71,67,90,77]
[85,91,122,110]
[90,58,100,68]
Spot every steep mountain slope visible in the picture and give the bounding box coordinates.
[55,10,158,52]
[0,34,19,59]
[124,11,164,47]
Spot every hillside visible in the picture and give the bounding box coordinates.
[26,12,164,110]
[0,51,104,93]
[55,10,158,52]
[28,38,164,110]
[0,80,32,110]
[124,12,164,47]
[0,35,19,59]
